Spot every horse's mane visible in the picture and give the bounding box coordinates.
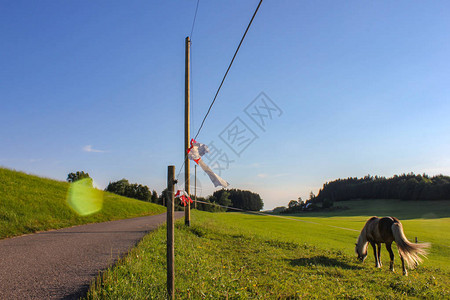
[355,227,367,252]
[356,217,377,255]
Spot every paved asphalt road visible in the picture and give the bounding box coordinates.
[0,212,183,299]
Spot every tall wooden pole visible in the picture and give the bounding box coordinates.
[185,36,191,226]
[166,165,175,299]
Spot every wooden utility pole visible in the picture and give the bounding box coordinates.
[166,165,175,299]
[185,36,191,226]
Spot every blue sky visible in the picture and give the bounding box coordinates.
[1,1,449,209]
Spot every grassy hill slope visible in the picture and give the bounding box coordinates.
[85,200,449,299]
[0,168,165,239]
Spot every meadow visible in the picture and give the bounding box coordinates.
[85,199,449,299]
[0,168,165,239]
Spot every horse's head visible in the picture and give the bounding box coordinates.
[355,242,368,262]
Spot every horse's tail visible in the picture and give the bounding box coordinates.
[391,221,430,269]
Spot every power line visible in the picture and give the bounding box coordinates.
[190,0,200,38]
[193,0,264,141]
[177,0,263,181]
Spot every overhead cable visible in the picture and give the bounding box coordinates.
[193,0,264,141]
[190,0,200,38]
[177,0,263,181]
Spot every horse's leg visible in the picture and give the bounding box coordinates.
[377,243,382,267]
[400,255,408,276]
[370,242,380,268]
[386,243,394,272]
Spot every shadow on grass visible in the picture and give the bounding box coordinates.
[287,255,363,270]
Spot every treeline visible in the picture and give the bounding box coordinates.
[212,189,264,211]
[105,179,158,203]
[159,188,263,212]
[68,172,264,212]
[105,180,263,212]
[315,173,450,203]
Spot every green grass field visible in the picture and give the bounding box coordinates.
[85,199,449,299]
[0,167,165,239]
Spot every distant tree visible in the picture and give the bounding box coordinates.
[67,171,90,183]
[105,179,151,202]
[288,200,299,208]
[105,179,129,195]
[151,190,158,203]
[213,189,263,211]
[159,188,168,207]
[273,206,287,214]
[217,191,232,208]
[309,191,316,201]
[322,198,334,209]
[133,184,151,202]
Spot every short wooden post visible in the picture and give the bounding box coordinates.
[167,166,175,299]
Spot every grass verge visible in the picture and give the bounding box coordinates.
[84,209,449,299]
[0,167,165,239]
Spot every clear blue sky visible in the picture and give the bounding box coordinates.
[1,1,449,209]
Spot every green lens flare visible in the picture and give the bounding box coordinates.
[67,178,103,216]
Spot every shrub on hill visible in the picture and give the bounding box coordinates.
[67,171,91,183]
[105,179,152,202]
